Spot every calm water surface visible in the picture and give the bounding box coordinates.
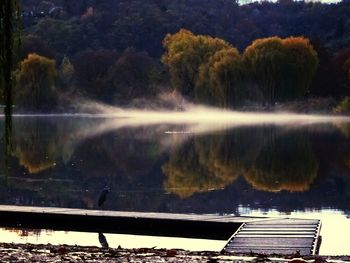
[1,114,350,254]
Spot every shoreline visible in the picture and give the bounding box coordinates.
[0,97,344,116]
[0,242,349,262]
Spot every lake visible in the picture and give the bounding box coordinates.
[1,111,350,255]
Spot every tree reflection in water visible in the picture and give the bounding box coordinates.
[244,131,318,192]
[13,119,60,174]
[162,128,263,198]
[0,117,350,213]
[163,127,320,196]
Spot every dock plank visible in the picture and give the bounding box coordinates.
[249,221,319,225]
[0,205,322,255]
[0,205,258,223]
[225,248,311,255]
[223,218,321,255]
[229,237,314,246]
[240,228,316,231]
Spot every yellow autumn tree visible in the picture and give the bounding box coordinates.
[243,37,285,105]
[279,37,319,100]
[15,53,57,110]
[243,36,318,104]
[162,29,234,100]
[197,48,243,107]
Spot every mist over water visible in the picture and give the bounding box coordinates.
[69,96,350,135]
[2,94,350,141]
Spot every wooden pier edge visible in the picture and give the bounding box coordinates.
[0,205,322,255]
[221,222,246,252]
[0,205,247,240]
[311,220,322,255]
[223,218,322,256]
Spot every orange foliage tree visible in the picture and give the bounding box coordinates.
[197,48,243,107]
[162,29,241,105]
[243,36,318,104]
[15,53,57,110]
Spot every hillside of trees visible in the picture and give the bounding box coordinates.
[9,0,350,111]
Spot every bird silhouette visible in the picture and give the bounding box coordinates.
[98,232,109,248]
[98,186,111,207]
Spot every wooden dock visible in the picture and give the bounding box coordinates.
[223,218,321,255]
[0,205,251,240]
[0,205,321,255]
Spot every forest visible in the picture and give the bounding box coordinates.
[6,0,350,111]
